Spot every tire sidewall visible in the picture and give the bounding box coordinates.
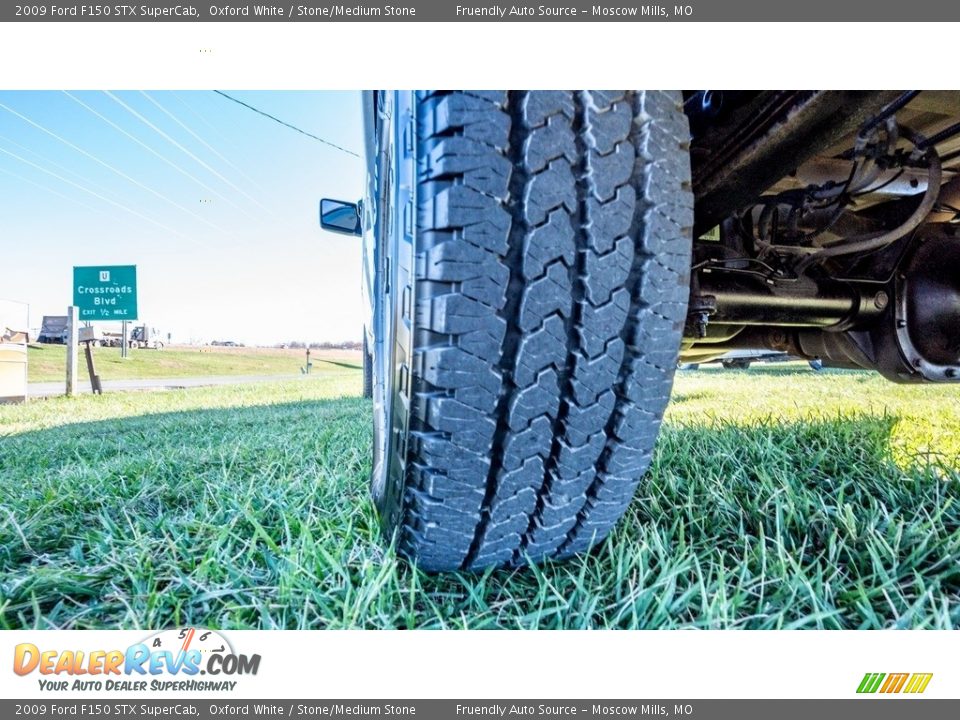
[369,91,417,535]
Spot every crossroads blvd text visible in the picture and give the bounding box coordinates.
[455,4,692,18]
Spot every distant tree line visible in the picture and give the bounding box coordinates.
[275,340,363,350]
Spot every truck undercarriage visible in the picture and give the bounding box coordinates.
[681,91,960,383]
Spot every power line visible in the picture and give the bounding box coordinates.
[0,130,116,196]
[64,91,256,220]
[0,128,216,242]
[172,91,269,194]
[212,90,361,158]
[0,163,115,220]
[0,99,226,234]
[0,143,187,239]
[0,129,182,236]
[0,167,110,217]
[106,90,272,215]
[142,91,270,203]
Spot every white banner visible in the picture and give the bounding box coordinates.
[2,630,952,699]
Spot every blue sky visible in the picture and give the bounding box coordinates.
[0,90,365,345]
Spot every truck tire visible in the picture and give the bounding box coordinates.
[372,91,693,571]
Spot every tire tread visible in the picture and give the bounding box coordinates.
[391,91,692,572]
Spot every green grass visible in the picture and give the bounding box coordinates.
[1,362,958,629]
[25,344,356,383]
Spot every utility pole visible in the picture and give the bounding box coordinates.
[66,305,78,396]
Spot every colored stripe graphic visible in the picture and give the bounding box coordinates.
[880,673,909,693]
[904,673,934,694]
[857,672,932,694]
[857,673,885,694]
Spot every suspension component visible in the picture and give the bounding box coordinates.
[887,228,960,381]
[689,270,883,330]
[683,226,960,383]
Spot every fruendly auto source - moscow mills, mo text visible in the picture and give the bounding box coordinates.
[455,5,684,17]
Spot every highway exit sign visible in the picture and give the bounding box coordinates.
[73,265,138,321]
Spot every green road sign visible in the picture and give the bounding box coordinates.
[73,265,138,321]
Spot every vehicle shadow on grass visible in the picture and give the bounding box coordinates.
[417,412,958,630]
[1,406,957,630]
[460,413,959,630]
[313,359,362,371]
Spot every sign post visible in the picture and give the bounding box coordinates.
[78,326,104,394]
[65,305,78,396]
[83,340,103,394]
